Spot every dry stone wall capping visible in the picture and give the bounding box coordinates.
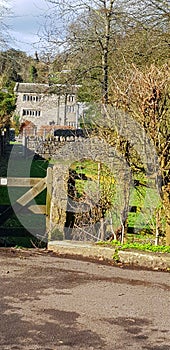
[25,135,85,158]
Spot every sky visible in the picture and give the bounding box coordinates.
[6,0,50,55]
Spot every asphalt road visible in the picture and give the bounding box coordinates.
[0,248,170,350]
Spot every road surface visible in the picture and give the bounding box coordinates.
[0,248,170,350]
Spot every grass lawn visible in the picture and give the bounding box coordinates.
[70,159,163,239]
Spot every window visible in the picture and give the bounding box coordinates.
[22,94,42,102]
[68,95,74,102]
[22,109,41,117]
[67,105,75,113]
[67,106,71,113]
[68,121,76,127]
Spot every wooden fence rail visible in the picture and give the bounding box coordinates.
[0,167,53,237]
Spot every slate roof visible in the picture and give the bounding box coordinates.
[14,83,79,95]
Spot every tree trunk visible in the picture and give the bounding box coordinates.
[100,216,105,241]
[101,0,114,105]
[162,184,170,245]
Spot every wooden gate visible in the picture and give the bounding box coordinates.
[0,167,52,246]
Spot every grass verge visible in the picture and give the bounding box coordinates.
[97,240,170,254]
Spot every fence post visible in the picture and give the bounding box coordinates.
[22,129,27,158]
[46,167,53,238]
[1,130,6,156]
[0,132,2,157]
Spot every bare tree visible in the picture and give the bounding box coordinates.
[41,1,170,102]
[43,0,129,105]
[109,63,170,244]
[125,0,170,27]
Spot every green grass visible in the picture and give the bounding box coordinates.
[0,157,49,177]
[0,187,10,204]
[3,212,46,228]
[9,141,22,145]
[0,187,46,205]
[120,242,170,253]
[71,159,163,235]
[0,236,46,248]
[71,159,115,181]
[71,160,115,203]
[97,240,170,253]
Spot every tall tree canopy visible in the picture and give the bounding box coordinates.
[0,90,16,128]
[43,0,169,102]
[44,0,130,104]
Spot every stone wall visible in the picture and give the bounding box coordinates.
[26,136,85,158]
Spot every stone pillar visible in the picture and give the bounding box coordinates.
[50,163,69,239]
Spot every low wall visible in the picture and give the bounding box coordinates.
[25,136,85,157]
[48,241,170,270]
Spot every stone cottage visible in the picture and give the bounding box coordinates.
[14,82,83,130]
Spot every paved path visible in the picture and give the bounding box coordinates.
[0,248,170,350]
